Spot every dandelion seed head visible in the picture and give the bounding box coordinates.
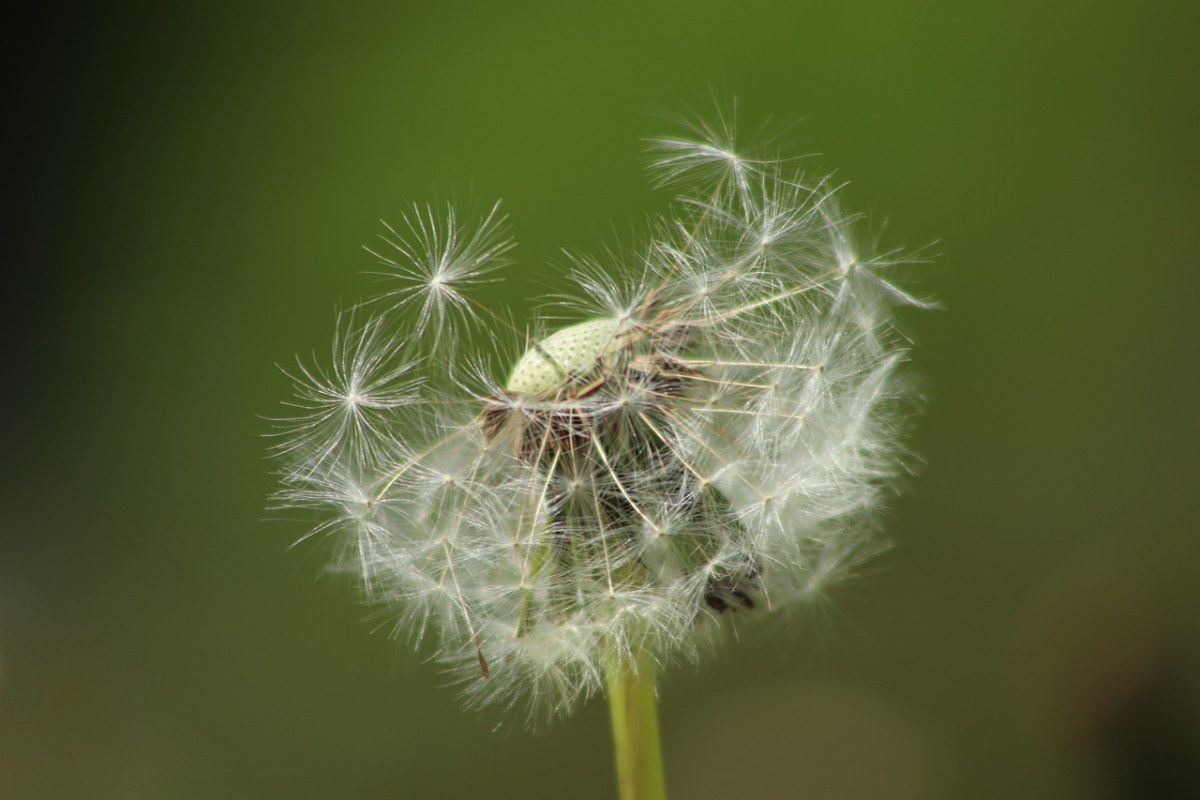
[272,107,928,722]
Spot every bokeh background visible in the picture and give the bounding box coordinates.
[5,2,1199,798]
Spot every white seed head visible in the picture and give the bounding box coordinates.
[272,110,928,724]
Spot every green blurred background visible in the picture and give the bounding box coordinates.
[6,2,1199,798]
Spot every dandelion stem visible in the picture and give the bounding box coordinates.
[606,651,667,800]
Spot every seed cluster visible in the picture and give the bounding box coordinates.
[272,113,926,720]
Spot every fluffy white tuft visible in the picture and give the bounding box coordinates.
[272,110,927,723]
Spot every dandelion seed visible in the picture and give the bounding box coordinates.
[364,200,514,347]
[271,106,928,798]
[270,313,418,478]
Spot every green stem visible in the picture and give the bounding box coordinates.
[606,651,667,800]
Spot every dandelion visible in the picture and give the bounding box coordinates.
[271,110,927,800]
